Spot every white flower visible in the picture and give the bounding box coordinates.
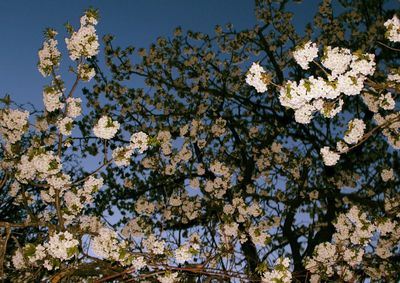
[293,41,319,70]
[262,257,292,283]
[93,116,120,140]
[384,15,400,43]
[343,118,365,144]
[66,97,82,118]
[43,85,64,112]
[246,62,268,93]
[143,235,165,255]
[57,117,74,136]
[44,231,79,260]
[12,249,25,270]
[174,244,193,264]
[131,256,146,271]
[65,14,99,60]
[157,272,179,283]
[378,92,395,110]
[349,53,375,76]
[221,222,239,237]
[0,109,29,143]
[130,131,149,153]
[38,34,61,77]
[321,46,352,78]
[91,227,125,261]
[294,103,315,124]
[320,146,340,166]
[337,74,365,96]
[77,63,96,81]
[112,146,134,166]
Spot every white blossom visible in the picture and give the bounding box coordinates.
[246,62,268,93]
[93,116,120,140]
[293,41,318,70]
[44,231,79,261]
[66,97,82,118]
[0,109,29,143]
[320,146,340,166]
[130,131,149,153]
[343,118,365,144]
[65,14,99,60]
[262,257,292,283]
[38,33,61,77]
[57,117,74,136]
[384,15,400,43]
[322,46,352,78]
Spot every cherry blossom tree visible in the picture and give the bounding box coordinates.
[0,1,399,282]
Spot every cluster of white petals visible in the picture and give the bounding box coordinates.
[112,146,134,166]
[278,46,375,124]
[43,85,64,112]
[66,97,82,118]
[293,41,319,70]
[143,235,165,255]
[378,92,396,110]
[157,272,179,283]
[320,146,340,166]
[57,117,74,136]
[44,231,79,261]
[91,227,133,266]
[262,257,292,283]
[384,15,400,42]
[322,46,353,78]
[93,116,120,139]
[245,62,268,93]
[11,250,25,270]
[0,109,29,143]
[373,113,400,149]
[38,33,61,77]
[343,118,366,144]
[77,63,96,81]
[16,150,62,182]
[130,131,149,153]
[174,242,199,264]
[65,13,99,60]
[306,206,379,282]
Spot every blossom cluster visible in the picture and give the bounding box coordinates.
[93,116,120,139]
[384,15,400,43]
[374,113,400,149]
[0,108,29,144]
[16,149,62,183]
[279,44,375,124]
[320,146,340,166]
[112,131,149,166]
[305,206,377,282]
[66,97,82,118]
[38,30,61,77]
[65,12,99,60]
[43,81,64,112]
[174,241,200,264]
[245,62,268,93]
[292,41,318,70]
[261,257,292,283]
[13,231,79,271]
[343,118,366,145]
[91,227,131,265]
